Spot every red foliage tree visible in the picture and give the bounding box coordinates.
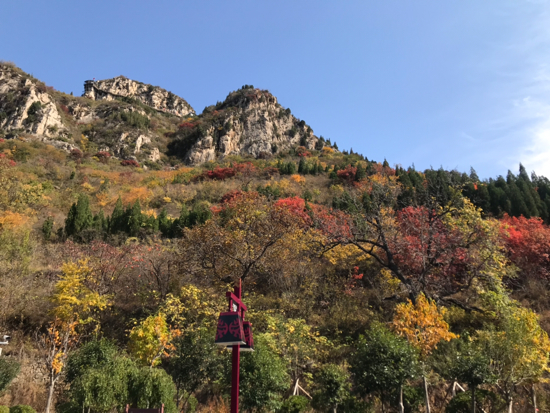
[337,165,357,183]
[501,214,550,281]
[274,197,312,227]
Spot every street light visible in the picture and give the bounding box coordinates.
[214,279,254,413]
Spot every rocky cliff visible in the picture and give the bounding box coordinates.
[83,76,195,117]
[0,64,333,166]
[168,85,323,164]
[0,64,69,142]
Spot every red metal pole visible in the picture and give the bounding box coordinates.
[230,280,242,413]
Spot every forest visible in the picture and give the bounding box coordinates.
[1,136,550,413]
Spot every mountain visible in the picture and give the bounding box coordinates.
[0,64,329,166]
[83,76,195,118]
[167,85,325,164]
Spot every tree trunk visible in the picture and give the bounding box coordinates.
[532,385,537,413]
[423,375,431,413]
[45,376,56,413]
[508,396,513,413]
[399,385,405,413]
[471,385,476,413]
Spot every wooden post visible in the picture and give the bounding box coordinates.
[423,376,431,413]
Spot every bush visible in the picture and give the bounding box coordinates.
[0,358,20,393]
[446,390,504,413]
[279,396,309,413]
[9,406,36,413]
[121,159,140,167]
[70,148,83,161]
[0,406,8,413]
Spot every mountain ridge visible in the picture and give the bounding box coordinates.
[0,63,332,166]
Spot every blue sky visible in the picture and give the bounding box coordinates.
[2,0,550,179]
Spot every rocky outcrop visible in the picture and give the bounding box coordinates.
[83,76,195,117]
[0,65,68,138]
[169,86,321,165]
[0,64,331,167]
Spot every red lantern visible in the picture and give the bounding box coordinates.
[215,312,246,346]
[240,321,254,352]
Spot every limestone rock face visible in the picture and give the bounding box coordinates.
[170,87,320,165]
[0,65,68,138]
[83,76,195,117]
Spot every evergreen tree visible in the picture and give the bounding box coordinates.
[109,197,126,234]
[42,216,54,241]
[158,209,172,237]
[383,158,390,168]
[284,161,297,175]
[65,194,93,237]
[298,157,306,174]
[355,163,366,181]
[469,167,480,182]
[127,200,143,237]
[518,163,530,182]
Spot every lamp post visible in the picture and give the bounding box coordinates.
[214,279,254,413]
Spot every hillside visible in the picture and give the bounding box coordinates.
[2,62,550,413]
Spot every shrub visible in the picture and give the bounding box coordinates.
[70,148,83,161]
[0,406,9,413]
[95,151,111,164]
[337,166,357,183]
[295,146,311,157]
[279,396,309,413]
[9,406,36,413]
[121,159,140,167]
[202,167,235,181]
[0,357,20,393]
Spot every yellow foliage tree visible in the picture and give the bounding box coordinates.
[392,294,457,413]
[44,259,110,413]
[128,312,181,367]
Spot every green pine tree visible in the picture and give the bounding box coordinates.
[355,163,366,181]
[298,157,306,174]
[158,209,172,237]
[127,200,143,237]
[65,194,93,237]
[109,197,125,234]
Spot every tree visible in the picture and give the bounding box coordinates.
[128,312,180,367]
[316,175,508,308]
[236,334,290,413]
[312,364,350,413]
[66,340,134,413]
[432,337,495,413]
[65,194,93,238]
[260,314,330,385]
[476,300,550,413]
[166,328,223,410]
[500,214,550,283]
[392,294,458,413]
[180,191,311,285]
[128,367,178,413]
[351,323,419,413]
[43,259,109,413]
